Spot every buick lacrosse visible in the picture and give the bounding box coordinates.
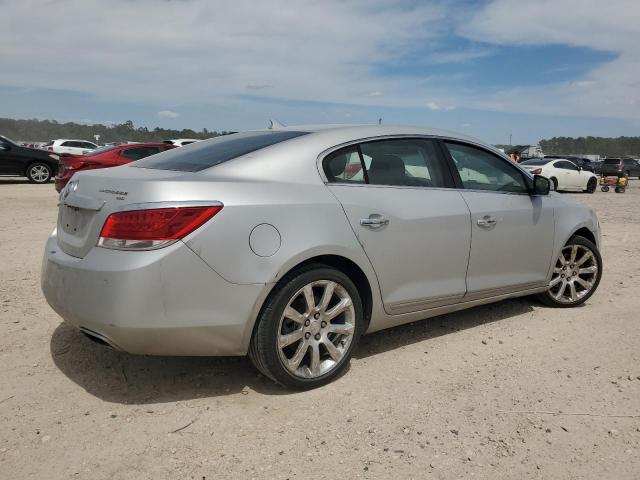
[42,125,602,388]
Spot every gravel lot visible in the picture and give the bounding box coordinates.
[1,178,639,479]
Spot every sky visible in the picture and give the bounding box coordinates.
[1,0,639,144]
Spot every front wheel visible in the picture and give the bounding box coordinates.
[585,177,597,193]
[537,235,602,308]
[26,162,52,183]
[249,265,364,389]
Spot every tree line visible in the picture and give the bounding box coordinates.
[0,118,233,144]
[538,136,640,157]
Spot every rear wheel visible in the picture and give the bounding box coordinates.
[537,236,602,308]
[550,177,558,191]
[601,186,609,192]
[249,265,364,389]
[615,186,625,193]
[26,162,52,183]
[585,177,597,193]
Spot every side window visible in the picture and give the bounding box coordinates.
[61,141,75,147]
[323,146,366,184]
[82,142,97,149]
[121,147,160,160]
[445,142,528,193]
[556,161,578,171]
[359,138,453,188]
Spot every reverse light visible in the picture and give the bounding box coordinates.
[98,205,222,250]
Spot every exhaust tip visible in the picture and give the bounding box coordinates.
[79,327,116,349]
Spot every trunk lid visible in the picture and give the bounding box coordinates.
[56,165,216,258]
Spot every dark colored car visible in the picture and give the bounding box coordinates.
[544,155,596,173]
[0,135,60,183]
[599,158,640,178]
[55,142,176,192]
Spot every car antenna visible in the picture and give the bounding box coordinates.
[269,119,286,130]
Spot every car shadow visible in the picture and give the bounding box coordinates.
[50,298,535,403]
[0,178,52,185]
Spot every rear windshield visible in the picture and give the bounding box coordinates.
[603,159,621,164]
[134,131,308,172]
[85,145,119,156]
[520,158,551,166]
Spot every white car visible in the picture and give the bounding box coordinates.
[163,138,201,147]
[44,139,99,156]
[520,158,598,193]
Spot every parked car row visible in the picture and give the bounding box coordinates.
[0,136,200,184]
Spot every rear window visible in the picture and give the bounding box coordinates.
[603,159,621,164]
[134,131,308,172]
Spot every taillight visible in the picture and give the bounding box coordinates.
[530,168,542,174]
[63,160,99,171]
[47,146,53,151]
[98,205,222,250]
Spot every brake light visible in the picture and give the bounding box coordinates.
[531,168,542,174]
[63,159,99,171]
[98,205,222,250]
[47,146,53,151]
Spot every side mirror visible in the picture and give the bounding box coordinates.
[533,174,551,195]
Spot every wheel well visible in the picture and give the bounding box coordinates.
[571,227,596,245]
[278,255,373,328]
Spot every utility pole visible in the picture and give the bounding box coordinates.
[509,133,512,146]
[378,117,382,125]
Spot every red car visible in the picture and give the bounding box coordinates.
[55,143,175,192]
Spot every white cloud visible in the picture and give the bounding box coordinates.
[0,0,637,122]
[457,0,640,119]
[157,110,180,118]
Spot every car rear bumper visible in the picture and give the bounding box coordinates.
[41,231,265,356]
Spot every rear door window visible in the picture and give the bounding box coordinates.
[134,131,308,172]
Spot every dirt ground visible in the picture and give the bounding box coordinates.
[1,177,639,480]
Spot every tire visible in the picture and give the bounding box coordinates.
[550,177,558,191]
[537,235,602,308]
[585,177,597,193]
[249,264,364,389]
[615,187,625,193]
[26,162,52,184]
[601,186,609,192]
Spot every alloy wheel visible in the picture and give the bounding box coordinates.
[29,164,50,182]
[277,280,355,378]
[548,244,599,304]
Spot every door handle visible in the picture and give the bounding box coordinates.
[476,216,497,228]
[360,216,389,228]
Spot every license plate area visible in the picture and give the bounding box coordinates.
[61,205,93,235]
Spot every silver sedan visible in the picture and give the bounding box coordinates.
[41,125,603,388]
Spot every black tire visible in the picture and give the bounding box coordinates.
[550,177,558,191]
[537,235,602,308]
[249,264,364,389]
[26,162,52,184]
[615,187,625,193]
[585,177,597,193]
[601,186,609,192]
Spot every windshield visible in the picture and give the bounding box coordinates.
[520,158,551,166]
[134,131,309,172]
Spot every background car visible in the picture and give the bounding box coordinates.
[55,142,175,192]
[163,138,201,147]
[600,158,640,178]
[0,135,59,183]
[544,155,596,172]
[520,157,598,192]
[42,125,602,389]
[44,139,98,156]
